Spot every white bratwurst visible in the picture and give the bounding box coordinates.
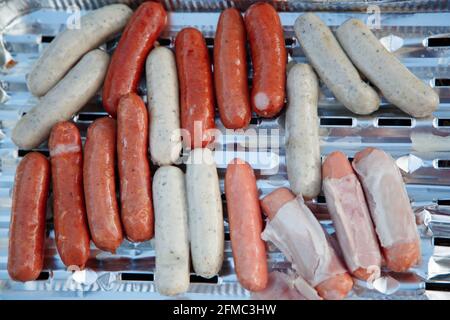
[146,47,182,165]
[336,19,439,118]
[294,13,380,115]
[27,4,132,97]
[186,148,224,278]
[153,166,190,296]
[12,49,109,149]
[286,63,321,198]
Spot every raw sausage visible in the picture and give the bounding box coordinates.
[117,93,153,242]
[336,19,439,118]
[83,117,123,253]
[214,8,251,129]
[146,47,182,165]
[225,159,268,291]
[13,49,109,149]
[103,2,167,117]
[260,188,353,300]
[153,166,190,296]
[49,121,90,269]
[175,28,216,149]
[286,63,321,198]
[294,13,380,115]
[8,152,50,281]
[322,151,382,280]
[186,148,224,278]
[352,148,421,272]
[27,4,131,97]
[245,3,286,117]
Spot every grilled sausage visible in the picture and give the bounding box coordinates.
[286,63,321,198]
[13,49,109,149]
[103,2,167,117]
[8,152,50,281]
[322,151,382,280]
[83,117,123,253]
[146,47,182,165]
[244,2,286,117]
[27,4,131,97]
[214,8,251,129]
[117,93,153,242]
[153,166,190,296]
[336,19,439,118]
[186,148,224,278]
[225,159,268,291]
[175,28,216,149]
[49,121,90,269]
[294,13,380,115]
[261,188,353,300]
[352,148,421,272]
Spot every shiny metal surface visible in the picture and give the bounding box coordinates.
[0,1,450,299]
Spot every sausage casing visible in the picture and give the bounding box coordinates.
[8,152,50,281]
[352,148,421,272]
[322,151,382,280]
[117,93,153,242]
[83,117,123,252]
[49,121,90,269]
[260,188,354,300]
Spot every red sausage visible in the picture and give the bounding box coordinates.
[117,93,154,242]
[83,117,123,252]
[175,27,216,149]
[214,8,251,129]
[8,152,50,281]
[49,122,90,269]
[225,159,268,291]
[245,3,286,117]
[102,2,167,117]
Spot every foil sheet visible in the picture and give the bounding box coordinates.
[0,1,450,299]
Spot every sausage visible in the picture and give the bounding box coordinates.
[352,148,421,272]
[294,13,380,115]
[244,3,286,118]
[214,8,251,129]
[83,117,123,253]
[27,4,132,97]
[102,2,167,117]
[225,159,268,291]
[49,121,90,269]
[13,49,109,150]
[117,93,153,242]
[153,166,190,296]
[146,47,182,165]
[336,19,439,118]
[286,64,321,198]
[322,151,382,281]
[260,188,353,300]
[175,28,216,149]
[186,148,224,278]
[8,152,50,282]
